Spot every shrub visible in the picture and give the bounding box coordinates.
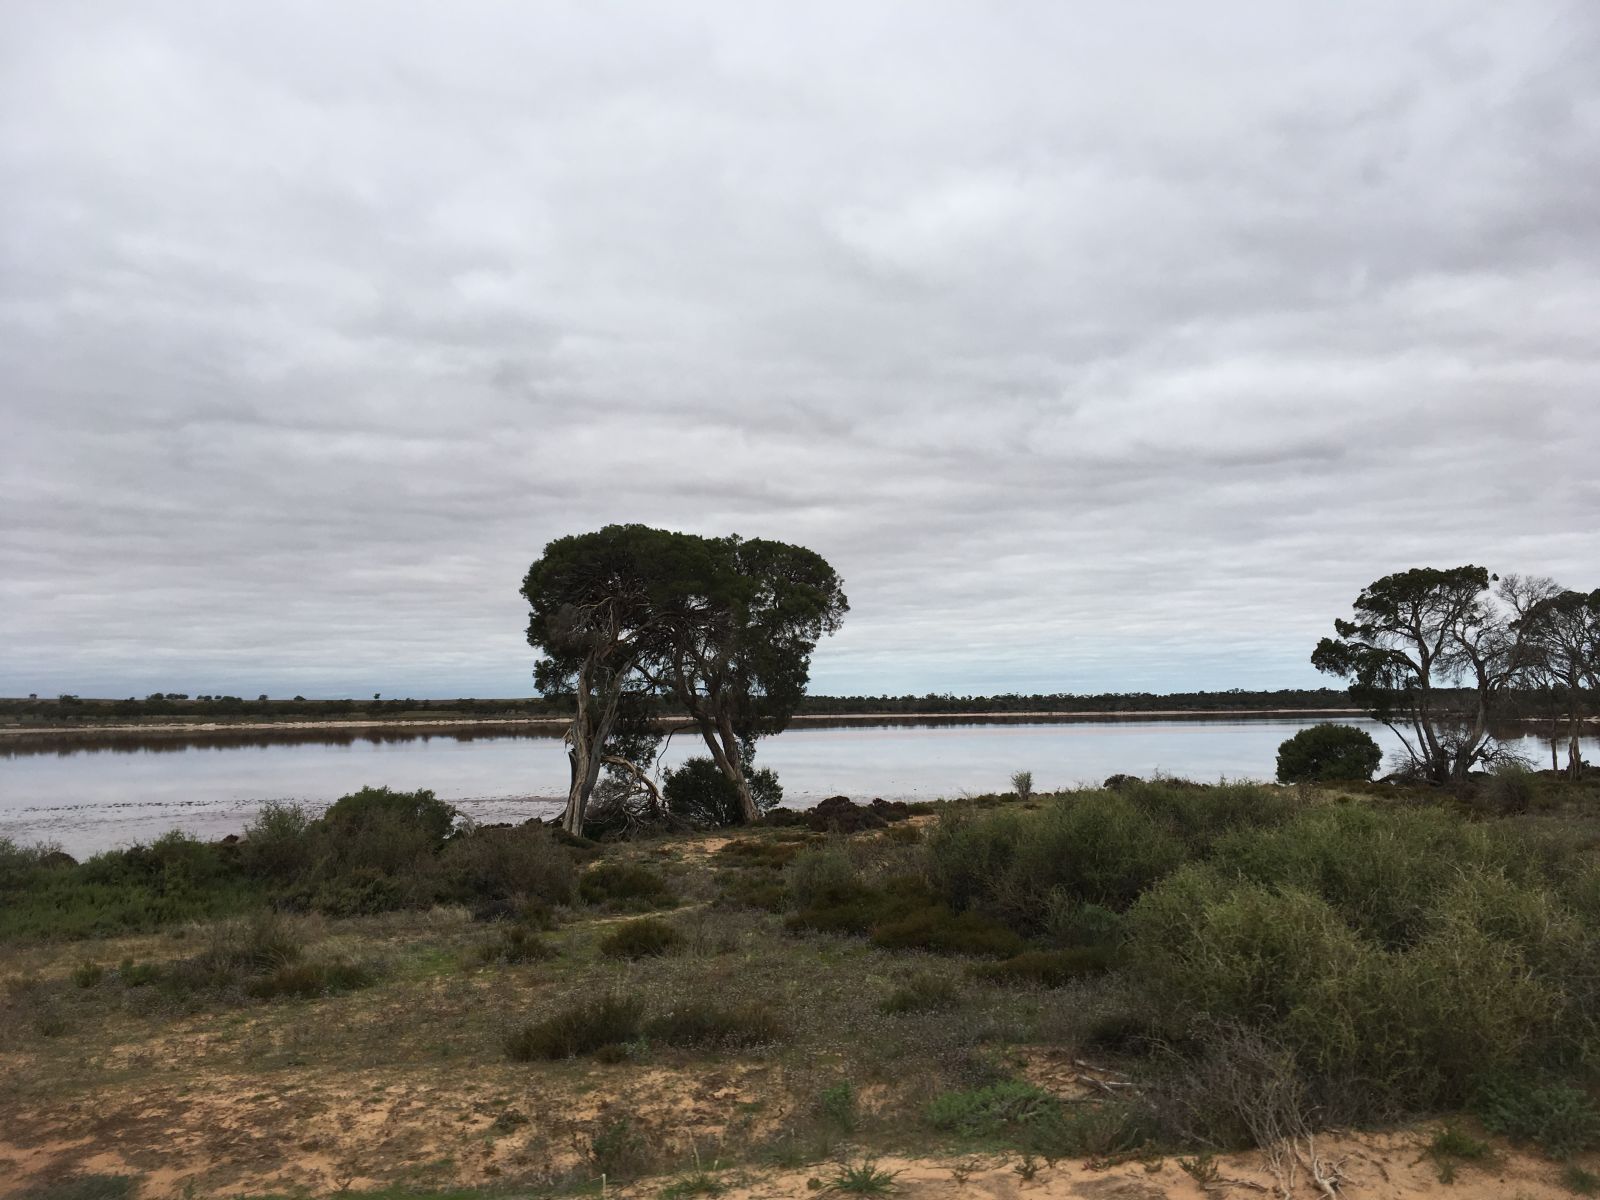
[1275,724,1383,783]
[599,917,684,959]
[504,993,645,1060]
[440,823,577,914]
[1479,763,1542,815]
[716,872,787,912]
[785,844,867,910]
[644,1002,784,1048]
[926,1080,1061,1139]
[320,785,457,846]
[1474,1077,1600,1160]
[1010,770,1034,802]
[881,973,962,1015]
[246,959,376,999]
[579,860,677,910]
[927,793,1184,926]
[828,1162,898,1194]
[717,838,801,867]
[14,1175,138,1200]
[870,904,1026,957]
[664,756,783,826]
[475,924,558,965]
[239,800,316,880]
[819,1080,857,1132]
[70,961,104,989]
[967,947,1117,988]
[590,1115,654,1180]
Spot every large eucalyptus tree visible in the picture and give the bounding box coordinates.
[522,525,847,829]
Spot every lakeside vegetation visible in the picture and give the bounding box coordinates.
[5,771,1600,1197]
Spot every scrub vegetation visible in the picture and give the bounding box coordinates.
[6,771,1600,1198]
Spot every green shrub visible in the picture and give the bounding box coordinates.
[869,904,1026,957]
[926,1080,1060,1139]
[664,756,782,826]
[1474,1077,1600,1160]
[644,1002,784,1048]
[239,800,316,880]
[1563,1163,1600,1196]
[967,947,1118,988]
[475,923,558,965]
[1275,724,1383,783]
[579,860,678,910]
[70,961,104,989]
[599,917,684,959]
[504,993,645,1060]
[1427,1124,1492,1182]
[819,1080,857,1132]
[925,1082,1152,1158]
[590,1115,654,1180]
[927,793,1184,927]
[784,844,867,910]
[1479,763,1543,815]
[828,1162,898,1194]
[716,838,801,867]
[320,785,457,846]
[15,1175,138,1200]
[881,973,962,1015]
[440,823,576,915]
[716,872,787,912]
[246,958,376,999]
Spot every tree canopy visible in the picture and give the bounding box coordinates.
[522,525,846,830]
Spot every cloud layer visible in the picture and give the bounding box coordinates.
[3,1,1597,698]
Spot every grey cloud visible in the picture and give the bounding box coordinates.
[2,1,1597,700]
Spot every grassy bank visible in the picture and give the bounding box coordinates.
[3,773,1600,1198]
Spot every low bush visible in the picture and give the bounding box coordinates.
[589,1115,654,1180]
[440,822,576,915]
[475,923,558,965]
[819,1080,857,1132]
[1474,1076,1600,1160]
[881,973,962,1015]
[717,838,801,867]
[245,958,376,999]
[599,917,684,959]
[925,1081,1153,1158]
[579,860,678,910]
[644,1002,784,1048]
[870,904,1026,957]
[504,993,645,1060]
[70,961,104,989]
[239,800,316,881]
[1275,723,1382,783]
[716,871,787,912]
[664,756,782,826]
[967,947,1118,988]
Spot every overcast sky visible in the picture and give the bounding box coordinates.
[2,2,1596,700]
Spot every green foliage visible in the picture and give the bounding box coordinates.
[1563,1164,1600,1196]
[880,973,962,1015]
[828,1162,898,1194]
[70,961,104,989]
[925,1082,1152,1158]
[590,1115,654,1180]
[438,823,577,916]
[599,917,684,959]
[926,792,1184,924]
[666,756,783,826]
[869,903,1026,957]
[1474,1077,1600,1160]
[580,860,678,910]
[643,1002,784,1049]
[966,947,1118,988]
[15,1176,138,1200]
[660,1172,727,1198]
[474,923,558,965]
[504,993,645,1060]
[1427,1124,1492,1182]
[818,1081,857,1132]
[238,800,316,880]
[1275,723,1383,783]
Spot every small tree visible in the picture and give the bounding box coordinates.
[663,754,783,827]
[1516,585,1600,779]
[1275,724,1383,783]
[1311,567,1545,784]
[1010,770,1035,801]
[644,534,846,822]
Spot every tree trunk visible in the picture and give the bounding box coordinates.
[692,712,758,823]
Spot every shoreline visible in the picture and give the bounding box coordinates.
[0,707,1376,739]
